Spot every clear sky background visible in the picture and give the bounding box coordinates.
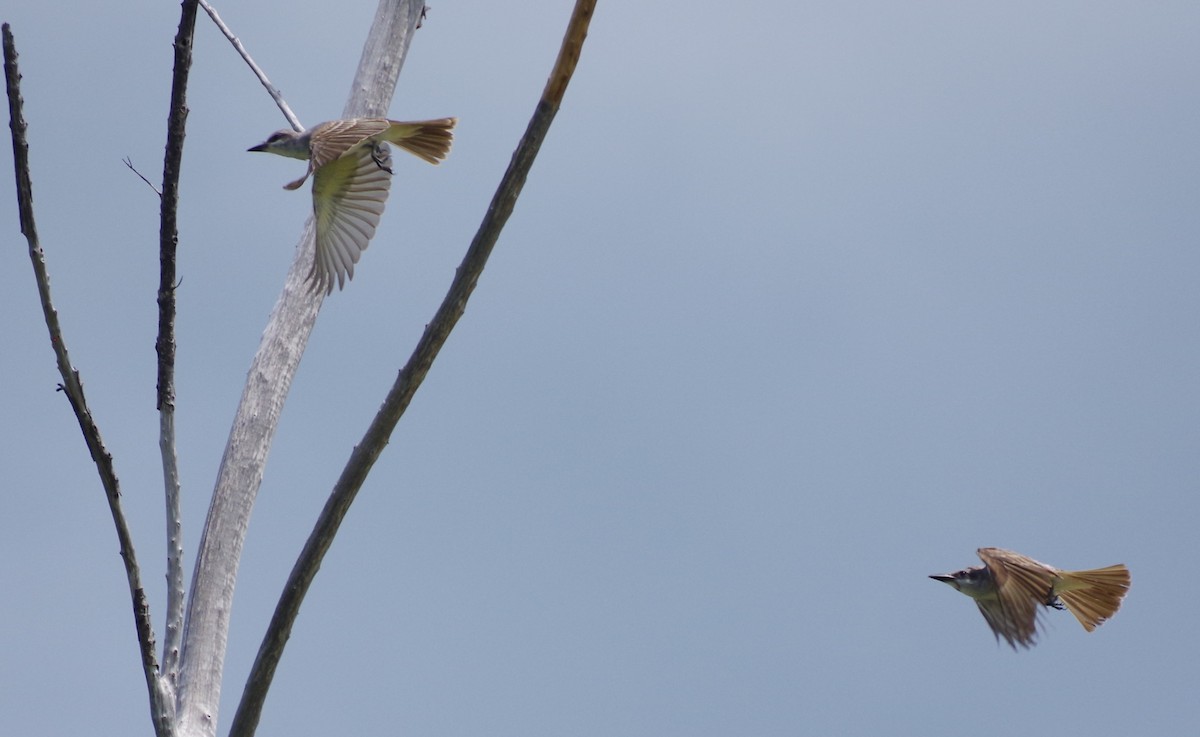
[2,2,1197,735]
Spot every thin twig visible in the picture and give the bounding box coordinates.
[124,157,163,197]
[3,22,173,737]
[228,1,597,733]
[197,0,302,131]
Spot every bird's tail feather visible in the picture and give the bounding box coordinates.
[385,118,457,165]
[1055,564,1131,631]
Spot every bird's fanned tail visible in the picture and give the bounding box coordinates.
[1054,564,1131,631]
[384,118,456,165]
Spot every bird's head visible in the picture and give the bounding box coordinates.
[929,566,993,599]
[248,128,311,160]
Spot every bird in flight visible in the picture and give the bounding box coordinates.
[930,547,1130,649]
[249,117,456,295]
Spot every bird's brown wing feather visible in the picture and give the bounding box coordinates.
[979,548,1058,601]
[973,598,1034,649]
[977,548,1056,648]
[309,119,393,171]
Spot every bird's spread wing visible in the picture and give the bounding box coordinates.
[309,143,393,294]
[977,548,1055,648]
[972,598,1033,649]
[309,119,393,171]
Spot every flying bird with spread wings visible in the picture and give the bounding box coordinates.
[250,117,456,295]
[930,547,1131,649]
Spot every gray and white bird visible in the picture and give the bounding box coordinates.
[249,117,456,295]
[930,547,1130,649]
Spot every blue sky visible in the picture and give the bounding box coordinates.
[2,2,1198,735]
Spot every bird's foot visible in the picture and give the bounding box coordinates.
[371,144,394,174]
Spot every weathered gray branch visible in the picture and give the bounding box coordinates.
[227,1,596,734]
[175,3,428,736]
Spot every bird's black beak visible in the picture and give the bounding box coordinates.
[929,574,955,583]
[247,142,268,152]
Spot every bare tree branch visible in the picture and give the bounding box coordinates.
[228,1,597,734]
[177,3,427,736]
[3,22,174,737]
[158,0,199,709]
[197,0,302,132]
